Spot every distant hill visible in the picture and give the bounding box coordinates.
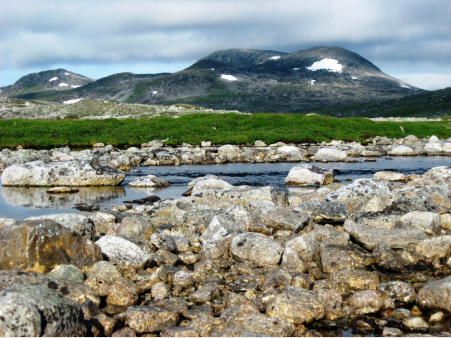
[0,46,426,114]
[0,69,93,98]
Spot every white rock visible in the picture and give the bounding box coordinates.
[373,171,407,181]
[429,135,440,143]
[128,175,170,187]
[285,164,334,186]
[312,148,347,162]
[388,145,415,156]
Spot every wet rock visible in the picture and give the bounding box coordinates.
[327,178,392,213]
[1,159,125,186]
[396,211,441,236]
[418,276,451,312]
[0,219,102,273]
[312,148,347,162]
[127,174,170,187]
[0,284,86,337]
[374,171,408,181]
[125,305,178,334]
[285,164,334,186]
[344,220,428,250]
[266,287,324,324]
[95,235,151,271]
[297,200,348,223]
[48,264,85,283]
[25,213,96,240]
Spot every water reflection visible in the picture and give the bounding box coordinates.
[2,186,126,209]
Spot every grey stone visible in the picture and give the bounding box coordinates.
[231,232,283,267]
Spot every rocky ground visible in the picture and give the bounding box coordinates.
[2,135,451,336]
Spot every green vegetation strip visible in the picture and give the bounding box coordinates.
[0,114,450,149]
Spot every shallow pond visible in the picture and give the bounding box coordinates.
[1,156,451,220]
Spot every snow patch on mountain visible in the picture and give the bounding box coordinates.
[399,83,412,89]
[49,77,58,82]
[63,98,83,104]
[307,58,343,73]
[71,85,81,88]
[221,74,238,81]
[59,83,69,87]
[270,56,281,60]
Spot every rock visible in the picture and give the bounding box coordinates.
[315,288,343,321]
[312,148,347,162]
[125,306,178,334]
[193,185,288,206]
[46,186,80,194]
[418,276,451,312]
[429,311,445,323]
[93,143,105,148]
[389,184,451,213]
[347,290,387,315]
[161,326,200,337]
[297,200,348,223]
[0,219,102,273]
[373,241,409,272]
[151,282,171,300]
[173,270,195,289]
[320,243,374,274]
[328,269,380,293]
[0,270,100,306]
[344,220,428,250]
[187,283,220,304]
[201,141,212,147]
[403,135,420,143]
[402,317,429,331]
[373,171,408,181]
[48,264,85,283]
[217,144,242,161]
[377,281,417,304]
[285,232,319,265]
[84,261,122,296]
[25,213,96,240]
[255,140,266,147]
[327,179,392,213]
[415,236,451,259]
[106,278,138,307]
[285,164,334,186]
[112,327,136,337]
[0,284,86,337]
[189,175,233,193]
[95,235,151,270]
[231,232,283,267]
[116,216,155,239]
[248,203,309,232]
[266,287,324,324]
[382,327,404,337]
[396,211,441,236]
[1,159,125,186]
[388,145,415,156]
[127,174,170,187]
[276,146,306,161]
[429,135,440,143]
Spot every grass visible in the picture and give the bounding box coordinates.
[0,113,450,149]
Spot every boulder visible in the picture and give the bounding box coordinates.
[373,171,407,181]
[320,243,374,274]
[377,281,417,304]
[312,148,347,162]
[327,179,392,213]
[418,276,451,312]
[346,290,386,314]
[285,164,334,186]
[189,175,233,193]
[297,200,348,223]
[276,146,306,161]
[95,235,151,270]
[48,264,85,283]
[25,213,96,240]
[344,220,428,250]
[266,287,324,324]
[415,236,451,259]
[396,211,441,235]
[231,232,283,267]
[0,284,86,337]
[1,159,125,186]
[388,145,415,156]
[128,174,170,187]
[0,219,102,273]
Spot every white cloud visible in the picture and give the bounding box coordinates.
[393,73,451,91]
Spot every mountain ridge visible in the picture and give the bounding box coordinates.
[0,46,425,114]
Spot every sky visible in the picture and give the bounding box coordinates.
[0,0,450,90]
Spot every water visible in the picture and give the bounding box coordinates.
[1,156,451,220]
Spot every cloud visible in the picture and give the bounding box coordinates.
[0,0,450,89]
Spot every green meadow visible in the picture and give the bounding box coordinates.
[0,114,450,149]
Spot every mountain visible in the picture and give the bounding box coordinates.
[318,86,451,118]
[1,47,424,113]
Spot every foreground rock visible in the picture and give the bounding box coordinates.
[1,159,125,186]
